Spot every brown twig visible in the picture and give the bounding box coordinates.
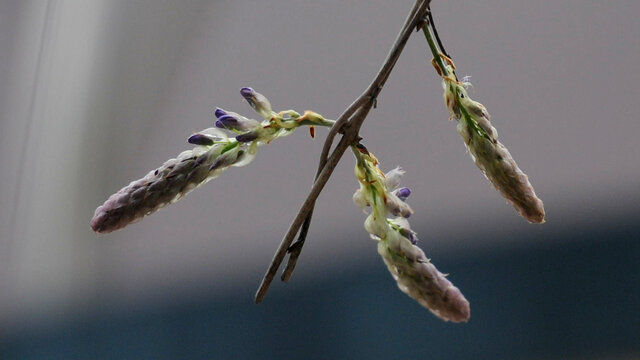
[281,2,434,283]
[279,99,368,283]
[255,0,431,303]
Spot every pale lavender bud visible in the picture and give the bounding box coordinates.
[385,193,413,218]
[231,147,257,168]
[474,114,497,142]
[199,127,228,141]
[390,217,418,244]
[399,228,418,244]
[353,188,368,211]
[209,148,239,171]
[462,98,497,142]
[385,167,405,190]
[364,214,387,238]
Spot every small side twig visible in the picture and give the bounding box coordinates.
[279,98,367,283]
[254,132,358,303]
[255,0,431,303]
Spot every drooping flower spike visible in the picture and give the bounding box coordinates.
[445,76,545,223]
[352,143,470,322]
[91,88,334,233]
[423,25,545,224]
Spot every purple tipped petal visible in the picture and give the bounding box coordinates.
[410,233,418,244]
[215,120,225,128]
[399,228,418,244]
[240,87,254,98]
[217,114,259,131]
[217,114,239,128]
[187,133,215,146]
[395,187,411,201]
[239,87,272,118]
[214,107,227,118]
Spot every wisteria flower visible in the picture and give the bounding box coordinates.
[91,88,334,233]
[352,143,470,322]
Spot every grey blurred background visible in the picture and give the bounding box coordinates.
[0,0,638,359]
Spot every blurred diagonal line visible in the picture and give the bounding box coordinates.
[5,0,56,266]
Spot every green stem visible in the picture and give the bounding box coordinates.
[421,25,449,78]
[296,119,336,128]
[422,22,490,140]
[220,140,239,154]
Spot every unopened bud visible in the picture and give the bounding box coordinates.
[394,187,411,201]
[214,107,227,119]
[209,148,240,171]
[240,87,273,119]
[386,193,413,218]
[216,114,260,132]
[235,131,260,143]
[187,133,215,146]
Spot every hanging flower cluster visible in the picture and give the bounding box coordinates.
[352,143,470,322]
[435,55,545,224]
[90,88,333,233]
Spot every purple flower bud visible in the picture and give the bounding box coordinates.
[217,114,239,128]
[214,107,227,118]
[216,113,260,131]
[394,187,411,201]
[215,120,224,128]
[240,87,254,98]
[187,133,215,146]
[240,87,272,118]
[236,131,259,143]
[399,228,418,244]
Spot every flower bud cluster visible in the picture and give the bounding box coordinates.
[352,144,470,322]
[441,66,545,224]
[91,88,334,233]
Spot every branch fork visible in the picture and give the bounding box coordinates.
[254,0,432,304]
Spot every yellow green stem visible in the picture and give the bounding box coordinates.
[422,25,450,78]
